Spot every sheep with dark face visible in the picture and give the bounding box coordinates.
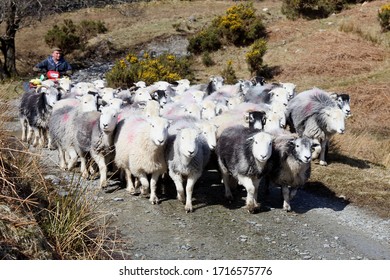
[286,88,345,166]
[165,127,211,212]
[330,92,351,118]
[19,85,61,147]
[262,133,313,211]
[216,126,273,213]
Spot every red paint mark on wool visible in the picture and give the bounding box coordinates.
[62,113,69,122]
[304,102,313,114]
[126,117,146,143]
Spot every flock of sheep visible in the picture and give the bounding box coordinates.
[18,74,350,213]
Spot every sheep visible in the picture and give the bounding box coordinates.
[73,106,118,188]
[167,116,217,150]
[165,127,211,212]
[114,116,170,203]
[330,92,351,117]
[48,94,98,170]
[244,86,289,106]
[216,125,273,213]
[190,75,224,95]
[19,85,61,147]
[151,89,168,107]
[211,103,268,137]
[261,133,313,211]
[286,88,345,166]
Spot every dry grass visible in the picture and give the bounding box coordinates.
[0,96,120,259]
[5,0,390,221]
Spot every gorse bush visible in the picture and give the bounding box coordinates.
[45,19,107,54]
[246,39,267,76]
[378,4,390,32]
[221,60,237,84]
[106,52,194,88]
[201,51,215,67]
[281,0,374,20]
[188,3,266,54]
[281,0,344,20]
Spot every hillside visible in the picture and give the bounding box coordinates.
[1,0,389,262]
[12,0,390,217]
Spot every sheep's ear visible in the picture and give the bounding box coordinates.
[246,136,254,143]
[244,112,250,123]
[329,93,338,100]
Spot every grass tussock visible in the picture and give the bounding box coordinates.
[0,97,119,259]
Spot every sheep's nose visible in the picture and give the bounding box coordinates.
[305,156,311,161]
[210,145,216,150]
[103,123,108,128]
[339,129,345,134]
[158,139,165,145]
[188,150,195,156]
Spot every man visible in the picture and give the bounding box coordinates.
[33,47,72,76]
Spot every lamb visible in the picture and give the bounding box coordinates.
[216,126,273,213]
[114,116,169,204]
[19,85,61,147]
[165,127,211,212]
[286,88,345,166]
[73,106,118,188]
[261,133,313,211]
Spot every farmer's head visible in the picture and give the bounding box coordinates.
[52,47,62,62]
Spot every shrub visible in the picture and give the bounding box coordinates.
[378,4,390,32]
[187,3,266,54]
[214,3,266,46]
[105,52,194,88]
[281,0,345,20]
[221,60,237,84]
[188,27,222,54]
[201,52,215,67]
[246,39,267,76]
[45,19,107,54]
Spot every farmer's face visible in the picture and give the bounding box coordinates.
[52,51,61,61]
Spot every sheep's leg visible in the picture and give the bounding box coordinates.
[26,124,33,143]
[32,127,40,147]
[237,174,259,214]
[169,171,185,204]
[92,152,107,188]
[20,118,27,142]
[38,128,46,147]
[79,153,89,179]
[66,148,78,171]
[185,173,201,213]
[319,138,328,166]
[149,172,161,205]
[221,171,234,202]
[124,169,137,194]
[58,147,67,170]
[138,173,150,197]
[282,185,295,212]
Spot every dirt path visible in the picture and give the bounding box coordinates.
[4,97,389,260]
[40,147,390,260]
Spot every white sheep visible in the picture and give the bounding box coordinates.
[165,127,211,212]
[114,115,170,203]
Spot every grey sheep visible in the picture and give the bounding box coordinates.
[19,85,61,147]
[286,88,345,166]
[216,125,273,213]
[261,132,313,211]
